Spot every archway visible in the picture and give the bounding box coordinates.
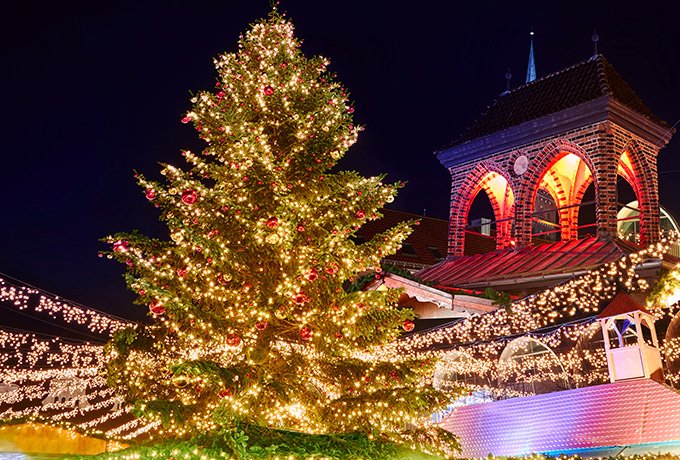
[616,143,659,245]
[532,152,594,242]
[451,162,515,255]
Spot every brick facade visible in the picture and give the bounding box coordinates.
[445,121,663,256]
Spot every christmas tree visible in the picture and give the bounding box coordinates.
[105,10,456,458]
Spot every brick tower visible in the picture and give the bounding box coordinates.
[438,54,674,257]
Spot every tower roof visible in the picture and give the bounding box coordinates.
[448,54,670,148]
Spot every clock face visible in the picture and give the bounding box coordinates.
[513,155,529,175]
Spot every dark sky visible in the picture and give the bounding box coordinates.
[1,0,678,321]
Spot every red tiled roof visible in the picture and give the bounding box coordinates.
[464,231,496,256]
[356,209,448,268]
[417,236,633,288]
[597,291,653,319]
[448,54,669,147]
[440,379,680,457]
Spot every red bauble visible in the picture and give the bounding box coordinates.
[389,370,399,380]
[263,85,274,96]
[181,189,197,205]
[112,240,128,253]
[219,388,234,398]
[293,291,309,305]
[177,267,187,278]
[300,327,312,341]
[355,210,365,219]
[265,217,278,228]
[181,116,192,124]
[226,333,241,347]
[334,332,343,339]
[296,224,305,232]
[402,319,415,332]
[149,300,165,316]
[145,189,156,200]
[306,268,318,281]
[325,263,339,275]
[255,321,268,331]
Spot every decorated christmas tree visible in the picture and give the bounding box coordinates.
[105,10,456,458]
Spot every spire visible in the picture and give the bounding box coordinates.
[526,30,536,84]
[592,29,599,57]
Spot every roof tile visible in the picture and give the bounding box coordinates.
[448,55,669,147]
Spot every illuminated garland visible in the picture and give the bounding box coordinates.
[0,276,131,337]
[382,240,671,357]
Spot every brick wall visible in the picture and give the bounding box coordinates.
[447,121,661,256]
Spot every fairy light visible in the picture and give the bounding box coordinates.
[89,11,458,457]
[1,10,679,459]
[0,276,131,336]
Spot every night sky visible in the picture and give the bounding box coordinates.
[1,1,678,322]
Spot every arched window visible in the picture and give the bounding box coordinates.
[462,169,515,253]
[532,152,594,242]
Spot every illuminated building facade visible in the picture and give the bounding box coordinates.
[415,51,680,456]
[437,54,673,257]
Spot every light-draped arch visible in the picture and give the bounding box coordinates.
[449,161,515,254]
[519,140,596,242]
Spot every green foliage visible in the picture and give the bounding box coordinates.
[383,263,434,286]
[63,424,447,459]
[484,288,512,309]
[98,9,457,458]
[647,267,678,306]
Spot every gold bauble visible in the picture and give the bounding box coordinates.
[172,374,189,388]
[266,233,280,244]
[274,306,288,320]
[170,231,183,243]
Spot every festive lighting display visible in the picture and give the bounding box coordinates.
[0,9,679,460]
[366,240,680,405]
[94,10,457,457]
[0,276,131,337]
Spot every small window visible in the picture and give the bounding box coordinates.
[428,246,442,260]
[399,242,418,256]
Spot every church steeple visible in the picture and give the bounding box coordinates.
[526,30,536,83]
